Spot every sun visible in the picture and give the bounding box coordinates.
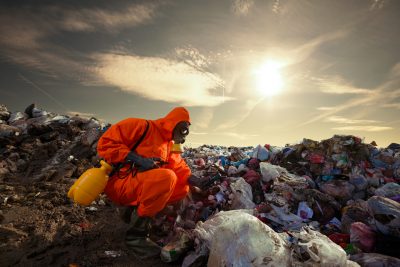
[253,59,285,96]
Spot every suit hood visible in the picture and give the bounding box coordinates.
[154,107,191,140]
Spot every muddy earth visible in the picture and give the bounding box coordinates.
[0,180,181,267]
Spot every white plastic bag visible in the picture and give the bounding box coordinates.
[291,227,359,267]
[259,162,281,182]
[194,210,291,267]
[229,177,255,209]
[194,210,359,267]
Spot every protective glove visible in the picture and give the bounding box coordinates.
[125,152,161,172]
[187,175,209,191]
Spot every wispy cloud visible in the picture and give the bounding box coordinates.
[370,0,386,10]
[312,76,372,94]
[221,132,259,140]
[326,116,379,124]
[301,62,400,126]
[300,90,378,126]
[272,0,281,14]
[191,131,209,135]
[317,107,335,111]
[332,126,392,132]
[0,2,160,75]
[288,29,349,65]
[231,0,254,16]
[92,53,231,107]
[382,103,400,109]
[194,108,214,128]
[175,46,210,69]
[326,116,391,132]
[56,4,158,32]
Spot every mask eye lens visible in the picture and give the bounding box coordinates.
[180,128,189,135]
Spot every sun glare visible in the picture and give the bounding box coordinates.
[254,59,285,96]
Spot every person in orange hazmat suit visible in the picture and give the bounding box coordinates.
[97,107,205,257]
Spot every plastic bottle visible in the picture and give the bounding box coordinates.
[68,160,113,206]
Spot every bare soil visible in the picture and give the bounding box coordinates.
[0,176,181,267]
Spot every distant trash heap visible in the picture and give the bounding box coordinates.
[1,103,399,267]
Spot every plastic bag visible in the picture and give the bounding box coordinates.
[375,183,400,198]
[341,201,371,234]
[349,174,368,191]
[252,144,270,161]
[367,196,400,237]
[297,201,314,221]
[291,227,359,267]
[259,162,281,182]
[319,180,355,201]
[350,253,400,267]
[229,177,255,209]
[194,210,291,267]
[194,210,359,267]
[350,222,376,252]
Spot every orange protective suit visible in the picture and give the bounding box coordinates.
[97,107,192,217]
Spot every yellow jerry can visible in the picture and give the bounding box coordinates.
[68,160,112,206]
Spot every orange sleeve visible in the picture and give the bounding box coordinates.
[167,152,192,185]
[97,118,147,164]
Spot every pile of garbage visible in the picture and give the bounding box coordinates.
[1,103,400,266]
[155,138,400,266]
[0,103,108,183]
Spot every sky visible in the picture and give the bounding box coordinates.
[0,0,399,148]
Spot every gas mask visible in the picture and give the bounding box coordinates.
[172,121,190,144]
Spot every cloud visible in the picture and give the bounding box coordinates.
[175,46,210,69]
[313,76,372,94]
[328,116,392,133]
[288,29,349,65]
[220,132,259,140]
[231,0,254,16]
[300,90,379,126]
[190,132,209,135]
[332,126,392,132]
[194,108,214,128]
[382,103,400,109]
[316,107,335,111]
[207,29,351,132]
[0,2,159,75]
[370,0,386,10]
[326,116,379,124]
[92,53,232,107]
[57,4,158,32]
[300,62,400,126]
[272,0,281,14]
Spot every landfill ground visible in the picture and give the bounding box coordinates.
[0,104,181,267]
[1,104,400,267]
[0,180,181,267]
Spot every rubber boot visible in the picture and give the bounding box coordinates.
[125,208,161,259]
[120,206,135,224]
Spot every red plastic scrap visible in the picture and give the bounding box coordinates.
[78,222,92,230]
[309,153,325,164]
[328,232,350,245]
